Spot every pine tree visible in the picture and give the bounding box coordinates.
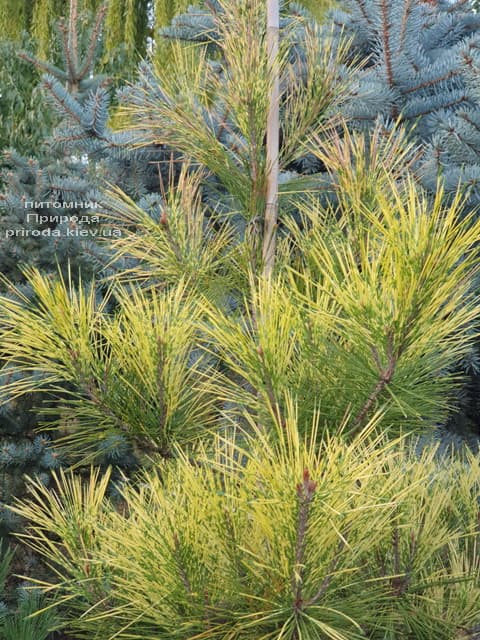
[0,0,352,471]
[2,2,480,637]
[316,0,480,438]
[1,0,478,454]
[4,0,480,495]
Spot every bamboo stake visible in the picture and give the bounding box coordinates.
[262,0,280,279]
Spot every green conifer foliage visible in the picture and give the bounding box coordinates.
[0,0,145,67]
[0,0,26,41]
[2,139,480,459]
[0,0,337,70]
[0,543,57,639]
[124,0,140,52]
[31,0,64,60]
[123,0,353,275]
[153,0,200,68]
[154,0,191,26]
[104,0,125,61]
[3,0,480,481]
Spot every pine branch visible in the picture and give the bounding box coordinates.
[446,0,470,12]
[156,336,168,443]
[204,0,219,17]
[291,468,317,614]
[82,88,110,136]
[58,18,78,91]
[172,533,193,595]
[397,0,414,54]
[51,132,96,145]
[390,519,408,596]
[403,68,461,95]
[158,209,184,263]
[379,0,395,91]
[256,345,286,429]
[352,0,373,26]
[388,504,428,597]
[404,510,427,580]
[17,52,68,83]
[442,122,480,157]
[304,535,347,607]
[351,331,397,432]
[406,94,469,120]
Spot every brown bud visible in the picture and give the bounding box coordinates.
[296,468,317,498]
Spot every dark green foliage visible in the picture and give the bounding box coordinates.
[0,543,56,640]
[0,35,56,156]
[1,586,56,640]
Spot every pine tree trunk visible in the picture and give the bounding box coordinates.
[262,0,280,279]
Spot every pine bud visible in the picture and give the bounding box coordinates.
[296,468,317,499]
